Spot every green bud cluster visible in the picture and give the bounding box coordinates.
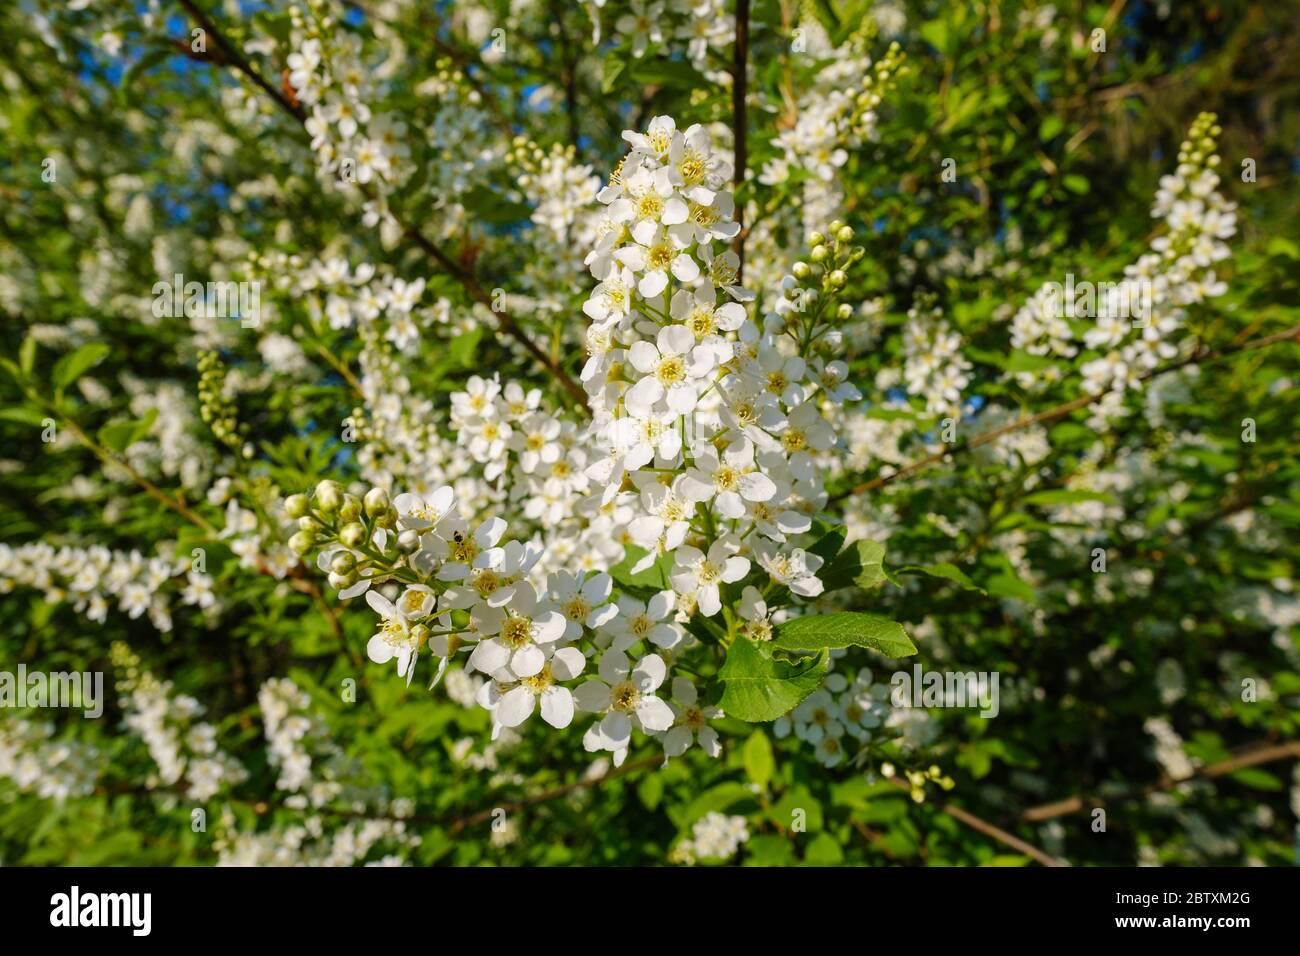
[848,43,908,137]
[1178,112,1222,171]
[197,351,252,458]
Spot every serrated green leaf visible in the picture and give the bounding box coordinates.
[822,539,888,592]
[718,637,828,722]
[772,612,917,657]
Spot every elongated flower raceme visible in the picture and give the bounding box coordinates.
[286,116,870,767]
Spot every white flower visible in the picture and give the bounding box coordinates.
[670,536,750,616]
[679,438,777,519]
[660,677,722,760]
[625,324,713,416]
[468,581,566,678]
[575,650,675,765]
[548,570,618,640]
[477,644,587,733]
[365,590,421,684]
[606,590,681,651]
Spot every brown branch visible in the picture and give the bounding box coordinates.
[941,802,1069,867]
[447,754,660,834]
[172,0,589,413]
[177,0,304,121]
[889,779,1067,866]
[837,323,1300,501]
[1022,740,1300,823]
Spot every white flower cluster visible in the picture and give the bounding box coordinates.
[259,677,322,794]
[602,0,737,74]
[672,811,750,863]
[774,667,894,767]
[206,477,299,581]
[762,37,905,186]
[215,814,420,867]
[112,642,247,801]
[901,298,973,418]
[1010,114,1234,428]
[288,8,409,191]
[0,542,211,632]
[289,115,869,769]
[0,719,100,802]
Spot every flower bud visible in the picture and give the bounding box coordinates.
[288,530,316,554]
[827,269,847,289]
[339,522,367,548]
[338,493,362,523]
[397,529,420,553]
[298,515,319,532]
[810,244,828,263]
[314,480,343,514]
[828,219,845,235]
[284,493,310,518]
[836,303,853,321]
[328,571,358,590]
[836,225,855,243]
[808,231,825,246]
[791,261,811,280]
[331,551,356,575]
[364,487,390,518]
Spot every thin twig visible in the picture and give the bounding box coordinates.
[889,779,1067,866]
[172,0,589,412]
[1021,740,1300,823]
[837,323,1300,500]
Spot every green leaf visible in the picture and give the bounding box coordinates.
[897,562,986,594]
[448,326,484,367]
[1038,116,1064,141]
[804,832,845,865]
[744,834,796,866]
[1022,489,1117,507]
[1267,237,1300,260]
[97,408,158,453]
[19,337,37,376]
[1228,768,1283,791]
[822,539,888,592]
[920,19,949,54]
[0,407,49,428]
[1005,350,1058,373]
[743,730,775,788]
[1063,173,1090,194]
[718,637,828,722]
[608,544,673,595]
[601,52,626,93]
[771,612,917,657]
[985,572,1036,603]
[637,773,664,810]
[52,343,110,392]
